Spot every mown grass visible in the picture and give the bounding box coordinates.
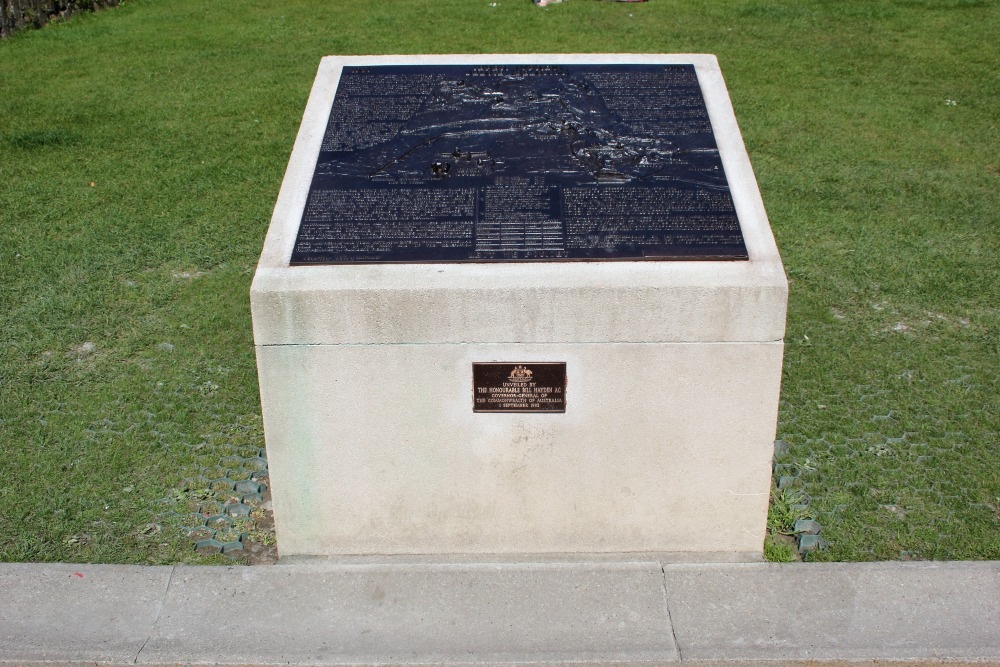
[1,0,997,563]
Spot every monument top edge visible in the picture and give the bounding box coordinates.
[318,53,721,68]
[256,51,784,275]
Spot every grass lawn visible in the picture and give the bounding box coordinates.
[1,0,997,563]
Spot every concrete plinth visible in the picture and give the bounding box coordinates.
[251,54,787,558]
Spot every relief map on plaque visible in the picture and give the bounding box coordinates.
[291,64,748,264]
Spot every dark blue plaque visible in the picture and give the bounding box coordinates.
[291,64,748,264]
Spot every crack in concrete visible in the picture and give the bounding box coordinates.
[659,560,684,662]
[132,565,176,664]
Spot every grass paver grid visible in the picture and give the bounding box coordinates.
[0,0,997,564]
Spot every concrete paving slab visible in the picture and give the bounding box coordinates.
[662,561,1000,663]
[0,562,172,663]
[137,560,678,665]
[1,560,997,666]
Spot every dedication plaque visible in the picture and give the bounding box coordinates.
[291,64,748,264]
[473,363,566,413]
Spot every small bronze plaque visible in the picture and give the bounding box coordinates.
[473,362,567,413]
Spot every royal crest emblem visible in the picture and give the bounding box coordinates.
[508,365,534,381]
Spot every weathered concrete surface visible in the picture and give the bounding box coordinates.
[663,561,1000,663]
[0,562,171,663]
[138,559,676,665]
[257,341,781,555]
[0,559,997,666]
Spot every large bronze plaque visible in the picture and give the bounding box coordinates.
[291,64,748,264]
[473,362,566,413]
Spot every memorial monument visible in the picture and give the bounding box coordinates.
[251,54,787,558]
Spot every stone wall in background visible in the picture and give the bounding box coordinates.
[1,0,119,38]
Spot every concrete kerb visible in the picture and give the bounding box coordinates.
[0,559,997,666]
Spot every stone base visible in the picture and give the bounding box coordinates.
[256,341,782,556]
